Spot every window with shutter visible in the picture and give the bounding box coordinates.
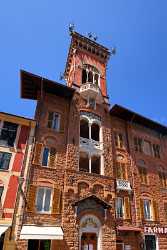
[47,112,60,131]
[159,171,166,188]
[139,167,148,185]
[143,199,152,220]
[36,187,52,213]
[143,140,152,156]
[59,114,64,132]
[48,148,56,168]
[153,144,161,158]
[152,200,159,221]
[116,162,127,180]
[116,197,124,218]
[27,185,37,213]
[164,203,167,220]
[124,197,131,219]
[41,147,56,168]
[52,188,61,214]
[140,199,144,220]
[134,137,142,153]
[42,148,49,166]
[114,133,124,149]
[32,143,43,165]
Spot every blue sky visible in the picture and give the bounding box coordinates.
[0,0,167,125]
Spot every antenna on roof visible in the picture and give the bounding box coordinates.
[87,32,98,42]
[59,72,65,81]
[110,47,116,56]
[94,36,98,41]
[88,32,93,39]
[69,23,75,35]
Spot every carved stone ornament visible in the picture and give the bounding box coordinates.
[80,111,101,122]
[81,217,98,228]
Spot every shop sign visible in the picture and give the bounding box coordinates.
[144,226,167,234]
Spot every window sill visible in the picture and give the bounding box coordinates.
[142,219,159,224]
[135,151,161,161]
[78,170,101,176]
[36,211,51,214]
[46,127,63,133]
[0,169,9,172]
[116,218,132,222]
[140,183,149,187]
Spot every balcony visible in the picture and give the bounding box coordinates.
[80,83,102,103]
[116,179,132,192]
[80,137,102,153]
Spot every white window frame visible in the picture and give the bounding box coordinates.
[35,187,53,214]
[116,197,124,219]
[51,112,60,131]
[143,199,152,221]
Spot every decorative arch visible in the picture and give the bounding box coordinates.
[93,184,104,197]
[36,178,56,188]
[79,214,102,250]
[78,182,89,197]
[41,135,57,144]
[116,154,127,162]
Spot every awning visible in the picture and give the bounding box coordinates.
[117,226,141,232]
[20,225,63,240]
[0,225,10,236]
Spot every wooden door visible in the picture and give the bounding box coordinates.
[81,233,97,250]
[116,242,124,250]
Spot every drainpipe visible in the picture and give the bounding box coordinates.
[9,122,35,241]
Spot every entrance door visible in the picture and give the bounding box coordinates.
[116,242,124,250]
[145,235,156,250]
[28,240,51,250]
[81,233,97,250]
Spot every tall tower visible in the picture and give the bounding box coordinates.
[64,31,111,106]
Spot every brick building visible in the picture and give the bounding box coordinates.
[0,112,35,250]
[15,30,167,250]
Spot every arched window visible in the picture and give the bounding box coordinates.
[137,160,148,185]
[91,123,100,141]
[80,119,89,139]
[94,74,99,85]
[88,71,93,83]
[79,152,89,172]
[82,64,100,85]
[82,69,87,84]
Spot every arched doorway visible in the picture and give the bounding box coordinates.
[79,215,101,250]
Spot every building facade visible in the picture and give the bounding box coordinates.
[5,30,167,250]
[0,112,35,250]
